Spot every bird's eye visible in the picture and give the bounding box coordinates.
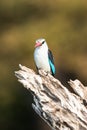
[42,41,45,44]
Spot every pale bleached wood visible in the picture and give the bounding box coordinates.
[15,64,87,130]
[68,80,87,101]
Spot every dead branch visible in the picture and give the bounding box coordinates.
[15,64,87,130]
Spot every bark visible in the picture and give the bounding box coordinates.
[15,64,87,130]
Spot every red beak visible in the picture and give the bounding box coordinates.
[35,42,42,48]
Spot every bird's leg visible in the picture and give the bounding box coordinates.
[46,71,51,76]
[38,69,48,76]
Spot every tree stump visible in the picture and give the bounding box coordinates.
[15,64,87,130]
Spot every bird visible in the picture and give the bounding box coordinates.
[34,38,55,76]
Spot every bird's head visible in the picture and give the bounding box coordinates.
[35,38,48,49]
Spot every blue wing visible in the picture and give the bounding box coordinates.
[48,49,55,76]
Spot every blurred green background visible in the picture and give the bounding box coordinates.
[0,0,87,130]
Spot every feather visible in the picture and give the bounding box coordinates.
[48,49,55,76]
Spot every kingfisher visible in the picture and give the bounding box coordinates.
[34,38,55,76]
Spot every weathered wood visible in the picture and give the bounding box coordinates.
[15,64,87,130]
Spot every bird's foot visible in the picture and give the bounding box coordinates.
[38,69,48,76]
[46,71,51,76]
